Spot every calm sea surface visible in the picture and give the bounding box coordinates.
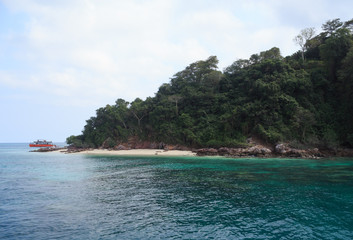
[1,143,353,239]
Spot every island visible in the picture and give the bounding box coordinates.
[65,19,353,159]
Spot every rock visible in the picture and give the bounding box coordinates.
[307,148,325,157]
[220,148,241,157]
[208,148,218,155]
[158,142,166,149]
[261,147,272,154]
[312,148,319,153]
[242,145,272,156]
[218,147,231,155]
[65,147,91,153]
[275,144,287,154]
[163,145,172,150]
[196,148,218,156]
[148,142,158,149]
[248,146,262,155]
[287,149,305,157]
[114,144,128,150]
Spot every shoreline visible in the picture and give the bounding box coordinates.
[37,145,353,159]
[61,148,197,157]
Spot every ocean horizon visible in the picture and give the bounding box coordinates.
[1,143,353,239]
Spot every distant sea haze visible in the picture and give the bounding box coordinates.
[1,143,353,239]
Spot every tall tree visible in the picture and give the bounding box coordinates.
[112,98,129,129]
[294,27,316,60]
[168,95,183,116]
[130,98,149,133]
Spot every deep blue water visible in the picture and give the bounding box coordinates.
[1,143,353,239]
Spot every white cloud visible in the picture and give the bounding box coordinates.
[1,0,353,105]
[70,49,117,73]
[1,0,353,142]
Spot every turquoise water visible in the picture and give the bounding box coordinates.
[1,143,353,239]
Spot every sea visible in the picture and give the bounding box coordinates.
[1,143,353,239]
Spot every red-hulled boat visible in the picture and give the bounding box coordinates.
[29,140,56,148]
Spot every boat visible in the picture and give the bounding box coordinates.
[29,140,56,148]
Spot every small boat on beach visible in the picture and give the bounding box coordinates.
[29,140,56,148]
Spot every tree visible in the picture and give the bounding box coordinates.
[113,98,129,129]
[130,98,149,133]
[337,47,353,146]
[259,47,283,61]
[292,107,316,141]
[294,27,316,60]
[168,95,183,116]
[171,56,219,86]
[343,18,353,33]
[224,59,250,75]
[322,18,343,35]
[319,27,352,82]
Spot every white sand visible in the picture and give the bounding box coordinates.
[72,149,196,157]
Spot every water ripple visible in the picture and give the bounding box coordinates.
[1,145,353,239]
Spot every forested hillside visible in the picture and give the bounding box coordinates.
[67,19,353,150]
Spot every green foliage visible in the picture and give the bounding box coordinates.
[347,134,353,147]
[68,18,353,149]
[336,46,353,145]
[254,124,283,144]
[103,137,117,148]
[66,135,91,148]
[322,18,344,35]
[322,127,339,149]
[205,138,248,148]
[66,135,77,145]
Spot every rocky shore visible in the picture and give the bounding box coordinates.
[61,143,353,159]
[32,137,353,159]
[30,147,67,153]
[195,143,353,159]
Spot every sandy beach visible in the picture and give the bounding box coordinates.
[70,149,196,157]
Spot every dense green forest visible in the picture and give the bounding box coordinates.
[67,18,353,150]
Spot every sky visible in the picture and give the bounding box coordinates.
[0,0,352,143]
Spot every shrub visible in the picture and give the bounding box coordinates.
[254,124,283,144]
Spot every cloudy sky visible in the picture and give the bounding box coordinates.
[0,0,352,143]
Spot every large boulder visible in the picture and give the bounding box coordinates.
[114,144,129,150]
[261,147,272,154]
[246,145,272,156]
[248,146,262,155]
[275,144,288,154]
[218,147,231,155]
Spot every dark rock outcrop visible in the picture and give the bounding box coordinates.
[274,144,325,158]
[30,147,66,152]
[196,148,219,156]
[195,145,273,158]
[194,143,347,159]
